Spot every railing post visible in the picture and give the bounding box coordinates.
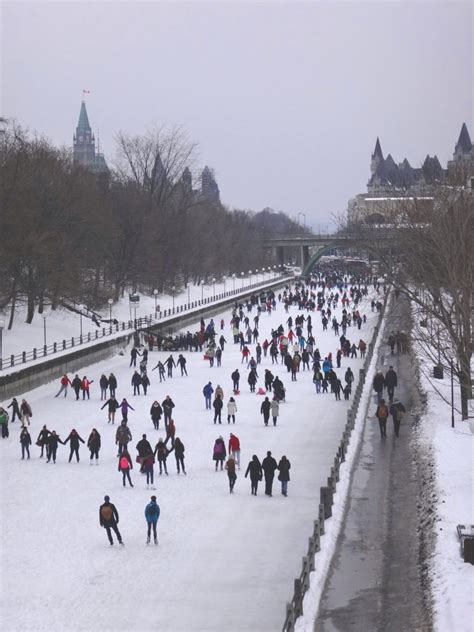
[43,345,47,357]
[294,578,303,617]
[53,342,57,353]
[11,354,15,367]
[71,337,75,347]
[62,340,66,350]
[33,348,37,359]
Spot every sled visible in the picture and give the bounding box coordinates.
[203,354,209,360]
[233,390,240,396]
[257,387,266,395]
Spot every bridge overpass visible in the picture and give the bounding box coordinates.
[263,235,384,276]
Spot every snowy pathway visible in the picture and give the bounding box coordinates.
[0,291,379,632]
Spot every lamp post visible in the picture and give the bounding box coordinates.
[232,273,236,291]
[223,276,226,293]
[201,281,204,301]
[0,318,5,370]
[451,359,455,428]
[212,277,216,298]
[108,298,113,333]
[42,314,47,347]
[172,286,176,311]
[187,285,190,305]
[153,289,158,312]
[249,270,252,284]
[80,312,83,338]
[241,272,244,288]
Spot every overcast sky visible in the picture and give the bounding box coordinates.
[1,1,472,228]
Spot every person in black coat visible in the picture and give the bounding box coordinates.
[131,371,142,395]
[231,369,240,393]
[108,373,118,397]
[136,434,153,472]
[384,366,398,403]
[245,455,263,495]
[261,451,278,496]
[99,375,109,401]
[264,369,274,392]
[141,372,150,395]
[20,427,32,459]
[101,396,119,424]
[389,399,406,437]
[260,397,271,426]
[171,437,186,474]
[7,397,21,423]
[162,396,175,427]
[130,347,140,367]
[248,368,258,393]
[373,370,385,403]
[99,495,123,545]
[64,429,85,462]
[277,456,291,496]
[36,425,51,458]
[87,429,101,463]
[213,395,224,424]
[150,401,163,430]
[46,431,64,463]
[71,375,82,400]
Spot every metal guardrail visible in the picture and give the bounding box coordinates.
[0,276,292,372]
[282,293,389,631]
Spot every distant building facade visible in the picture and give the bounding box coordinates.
[348,123,474,223]
[73,100,109,175]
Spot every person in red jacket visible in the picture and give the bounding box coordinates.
[81,376,94,400]
[55,374,71,398]
[228,433,241,469]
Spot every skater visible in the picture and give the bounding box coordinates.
[262,451,278,496]
[46,431,64,463]
[152,360,166,382]
[177,354,188,376]
[20,399,32,427]
[118,449,134,486]
[0,407,9,438]
[144,495,160,544]
[212,436,227,471]
[203,382,214,410]
[389,399,406,437]
[277,455,291,496]
[264,369,274,392]
[142,453,156,487]
[244,455,263,495]
[87,428,101,463]
[101,396,119,424]
[136,434,153,472]
[260,397,271,426]
[227,397,237,424]
[70,374,82,399]
[120,398,135,422]
[385,366,398,403]
[165,354,176,378]
[375,399,389,439]
[172,437,186,474]
[270,399,279,426]
[141,372,150,395]
[131,370,142,395]
[225,456,237,493]
[116,421,132,456]
[129,347,140,367]
[162,395,175,427]
[108,373,118,397]
[99,374,109,400]
[7,397,21,423]
[20,427,32,459]
[36,425,51,457]
[150,401,163,430]
[164,419,176,447]
[154,439,169,475]
[99,495,123,546]
[213,395,223,424]
[248,368,258,393]
[81,376,93,400]
[228,433,241,469]
[64,428,85,462]
[230,369,240,395]
[55,374,71,398]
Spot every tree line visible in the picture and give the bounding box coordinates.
[0,121,304,328]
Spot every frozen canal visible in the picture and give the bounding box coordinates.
[0,287,379,632]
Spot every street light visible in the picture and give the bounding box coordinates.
[201,281,204,301]
[249,270,252,284]
[232,273,236,291]
[212,277,216,298]
[187,285,190,305]
[241,272,244,288]
[223,276,226,293]
[0,319,5,370]
[172,286,176,311]
[42,314,47,347]
[108,298,113,333]
[153,289,158,312]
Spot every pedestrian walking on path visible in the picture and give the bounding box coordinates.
[375,399,389,439]
[390,399,406,437]
[99,495,123,546]
[245,455,263,495]
[262,451,278,496]
[385,366,398,403]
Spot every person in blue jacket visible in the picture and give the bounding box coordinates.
[145,495,160,545]
[203,382,214,410]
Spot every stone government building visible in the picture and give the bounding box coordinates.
[73,100,220,203]
[347,123,474,223]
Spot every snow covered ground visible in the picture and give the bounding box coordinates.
[416,362,474,632]
[0,285,379,632]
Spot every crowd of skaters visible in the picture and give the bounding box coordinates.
[0,269,401,545]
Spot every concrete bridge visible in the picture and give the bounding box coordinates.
[263,235,382,276]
